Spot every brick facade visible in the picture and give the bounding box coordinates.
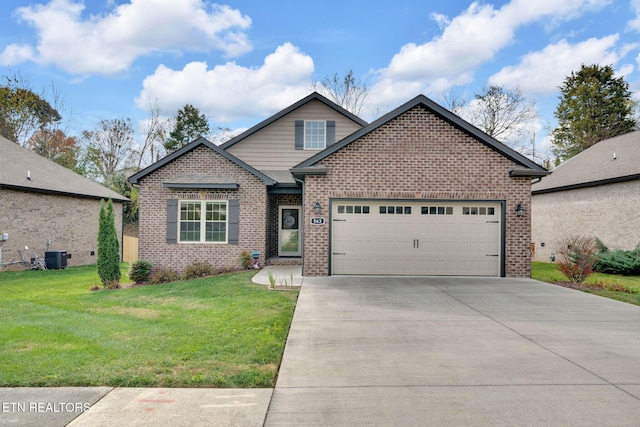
[0,188,124,268]
[301,105,533,277]
[137,145,268,273]
[532,180,640,262]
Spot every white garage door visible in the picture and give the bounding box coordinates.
[331,201,502,276]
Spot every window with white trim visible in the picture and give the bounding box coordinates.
[179,201,227,243]
[304,121,326,149]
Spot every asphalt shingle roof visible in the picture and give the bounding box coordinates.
[0,135,128,201]
[532,131,640,194]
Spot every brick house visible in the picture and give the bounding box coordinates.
[532,131,640,262]
[0,136,127,269]
[129,93,548,277]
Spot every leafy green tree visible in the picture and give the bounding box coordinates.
[97,198,121,289]
[0,73,61,145]
[552,64,636,160]
[164,104,210,153]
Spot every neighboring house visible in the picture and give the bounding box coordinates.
[129,92,548,277]
[532,131,640,262]
[0,136,128,269]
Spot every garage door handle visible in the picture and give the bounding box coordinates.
[333,219,346,222]
[333,252,346,255]
[486,221,499,223]
[486,254,499,257]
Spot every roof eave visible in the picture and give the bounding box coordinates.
[290,165,329,181]
[509,168,552,178]
[532,173,640,195]
[0,183,130,202]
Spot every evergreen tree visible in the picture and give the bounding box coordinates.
[552,64,636,161]
[164,104,210,153]
[97,198,121,288]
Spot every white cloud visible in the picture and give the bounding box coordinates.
[368,0,612,110]
[0,0,252,75]
[629,0,640,32]
[489,35,622,93]
[135,43,315,123]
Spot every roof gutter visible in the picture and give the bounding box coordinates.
[509,168,552,178]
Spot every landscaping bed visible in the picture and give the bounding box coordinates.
[532,261,640,306]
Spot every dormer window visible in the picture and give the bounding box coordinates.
[304,121,326,149]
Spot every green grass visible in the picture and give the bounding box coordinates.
[0,264,297,388]
[532,261,640,305]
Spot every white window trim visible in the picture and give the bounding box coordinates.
[304,120,326,150]
[178,200,228,244]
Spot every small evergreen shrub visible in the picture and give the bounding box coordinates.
[128,259,152,284]
[555,236,598,284]
[97,198,121,289]
[182,261,216,280]
[240,250,253,269]
[150,268,180,285]
[593,241,640,275]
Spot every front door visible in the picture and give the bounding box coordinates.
[279,206,302,256]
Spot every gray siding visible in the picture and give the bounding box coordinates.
[226,99,363,170]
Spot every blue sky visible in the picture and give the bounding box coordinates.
[1,0,639,161]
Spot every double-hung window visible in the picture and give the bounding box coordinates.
[304,121,326,149]
[179,200,227,243]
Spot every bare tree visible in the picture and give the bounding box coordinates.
[466,85,537,141]
[81,118,135,182]
[438,87,467,117]
[313,70,369,116]
[136,100,169,169]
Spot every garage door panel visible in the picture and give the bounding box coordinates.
[331,201,502,276]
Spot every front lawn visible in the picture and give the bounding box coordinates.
[532,261,640,306]
[0,265,297,388]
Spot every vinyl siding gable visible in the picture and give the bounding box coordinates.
[226,99,363,171]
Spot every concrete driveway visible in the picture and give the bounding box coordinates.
[265,276,640,426]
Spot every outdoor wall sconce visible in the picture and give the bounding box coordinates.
[515,203,524,217]
[314,201,321,215]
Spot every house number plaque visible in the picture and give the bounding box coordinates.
[310,217,325,225]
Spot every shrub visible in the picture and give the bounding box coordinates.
[97,198,121,289]
[555,236,598,284]
[182,261,216,280]
[240,250,253,269]
[593,241,640,275]
[150,268,180,285]
[128,259,152,284]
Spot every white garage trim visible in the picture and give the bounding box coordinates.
[330,199,505,276]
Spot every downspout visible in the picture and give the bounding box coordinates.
[293,175,305,276]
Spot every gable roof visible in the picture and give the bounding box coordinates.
[292,94,549,177]
[128,137,276,185]
[220,91,368,150]
[0,135,128,202]
[532,131,640,194]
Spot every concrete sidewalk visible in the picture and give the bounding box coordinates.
[251,265,303,288]
[0,387,272,427]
